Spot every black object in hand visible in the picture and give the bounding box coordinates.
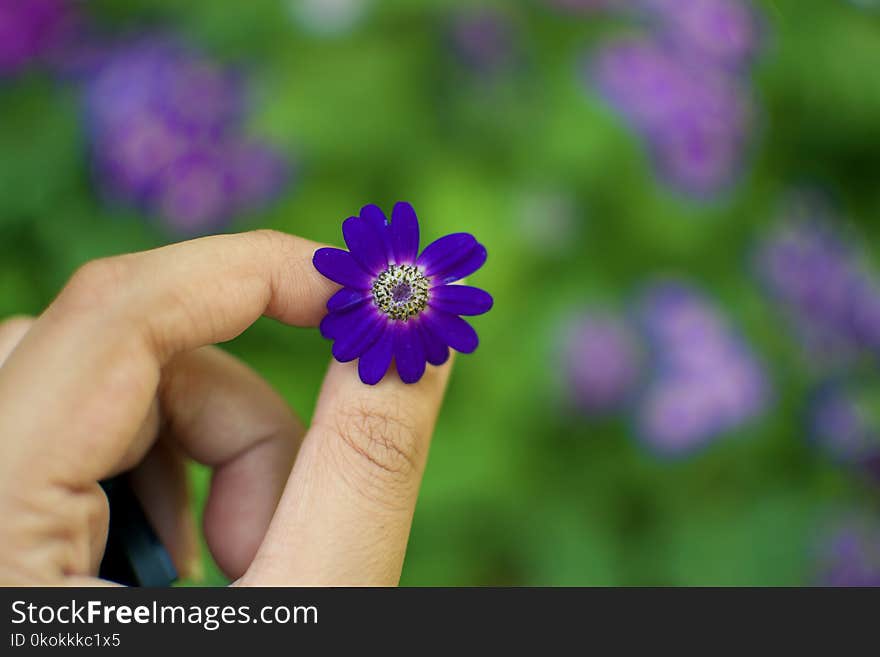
[98,476,177,587]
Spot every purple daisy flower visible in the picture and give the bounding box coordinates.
[313,203,492,385]
[635,281,769,455]
[562,310,644,415]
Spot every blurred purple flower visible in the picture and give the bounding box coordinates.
[636,281,769,455]
[0,0,77,75]
[151,142,287,236]
[85,37,243,138]
[639,0,761,69]
[225,141,289,211]
[582,0,763,198]
[816,516,880,587]
[152,146,234,235]
[449,8,517,76]
[754,196,880,369]
[593,40,692,128]
[562,311,643,414]
[591,37,753,197]
[82,35,288,236]
[45,30,111,81]
[810,383,880,480]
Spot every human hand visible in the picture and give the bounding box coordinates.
[0,230,453,586]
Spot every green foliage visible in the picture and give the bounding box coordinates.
[2,0,879,585]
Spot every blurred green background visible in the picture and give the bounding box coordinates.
[2,0,880,585]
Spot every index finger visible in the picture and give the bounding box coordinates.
[0,230,337,487]
[245,355,453,586]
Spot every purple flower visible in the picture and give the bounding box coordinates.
[590,37,752,196]
[815,516,880,587]
[562,311,643,414]
[313,203,492,385]
[224,141,290,212]
[152,146,235,234]
[593,39,694,128]
[583,0,763,198]
[84,37,244,137]
[0,0,75,75]
[636,281,769,455]
[647,94,749,197]
[91,109,190,202]
[810,383,880,480]
[754,195,880,369]
[639,0,761,69]
[45,29,112,81]
[82,35,287,236]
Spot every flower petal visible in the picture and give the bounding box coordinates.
[429,285,494,316]
[327,287,369,313]
[360,203,388,228]
[313,248,371,289]
[332,309,387,362]
[417,233,476,274]
[417,234,488,282]
[433,243,488,285]
[360,204,393,262]
[358,326,394,385]
[320,303,373,340]
[343,216,388,274]
[390,202,420,264]
[393,323,427,384]
[423,310,479,354]
[418,319,450,366]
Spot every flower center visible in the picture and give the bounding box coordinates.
[372,264,430,321]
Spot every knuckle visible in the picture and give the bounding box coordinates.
[0,480,106,582]
[59,257,134,313]
[56,483,107,577]
[330,398,422,481]
[247,229,312,265]
[248,228,293,253]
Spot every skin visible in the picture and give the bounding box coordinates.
[0,230,453,586]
